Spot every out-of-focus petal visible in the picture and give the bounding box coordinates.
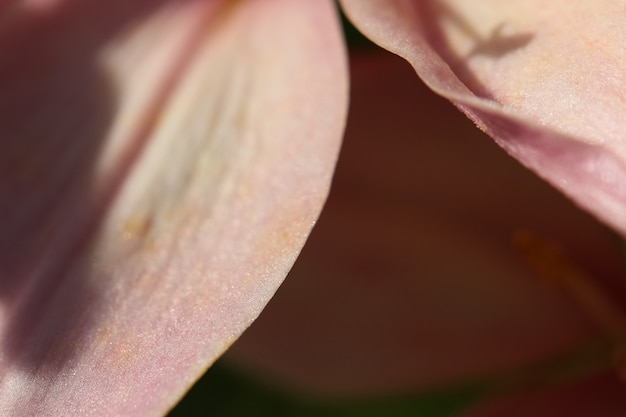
[340,0,626,236]
[0,0,347,415]
[226,52,624,397]
[462,372,626,417]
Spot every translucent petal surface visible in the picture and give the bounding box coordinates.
[0,0,347,415]
[340,0,626,236]
[226,52,623,397]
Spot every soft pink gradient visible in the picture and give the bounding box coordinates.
[0,0,347,415]
[226,52,625,399]
[340,0,626,238]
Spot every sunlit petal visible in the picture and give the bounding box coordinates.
[226,52,622,397]
[341,0,626,236]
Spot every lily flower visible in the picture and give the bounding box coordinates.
[226,50,626,416]
[2,0,625,416]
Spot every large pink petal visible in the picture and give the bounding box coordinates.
[226,52,624,397]
[0,0,347,415]
[340,0,626,236]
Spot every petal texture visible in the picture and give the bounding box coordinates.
[340,0,626,236]
[226,52,624,397]
[0,0,347,415]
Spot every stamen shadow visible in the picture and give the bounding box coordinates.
[414,0,534,100]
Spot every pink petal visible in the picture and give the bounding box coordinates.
[463,372,626,417]
[340,0,626,236]
[0,0,347,415]
[226,52,624,397]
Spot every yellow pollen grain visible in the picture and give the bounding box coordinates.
[94,326,113,346]
[121,215,153,241]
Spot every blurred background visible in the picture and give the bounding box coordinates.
[168,4,623,416]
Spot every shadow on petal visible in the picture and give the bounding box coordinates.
[413,0,534,100]
[0,0,194,374]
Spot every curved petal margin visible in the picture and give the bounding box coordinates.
[0,0,347,415]
[340,0,626,236]
[226,52,622,398]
